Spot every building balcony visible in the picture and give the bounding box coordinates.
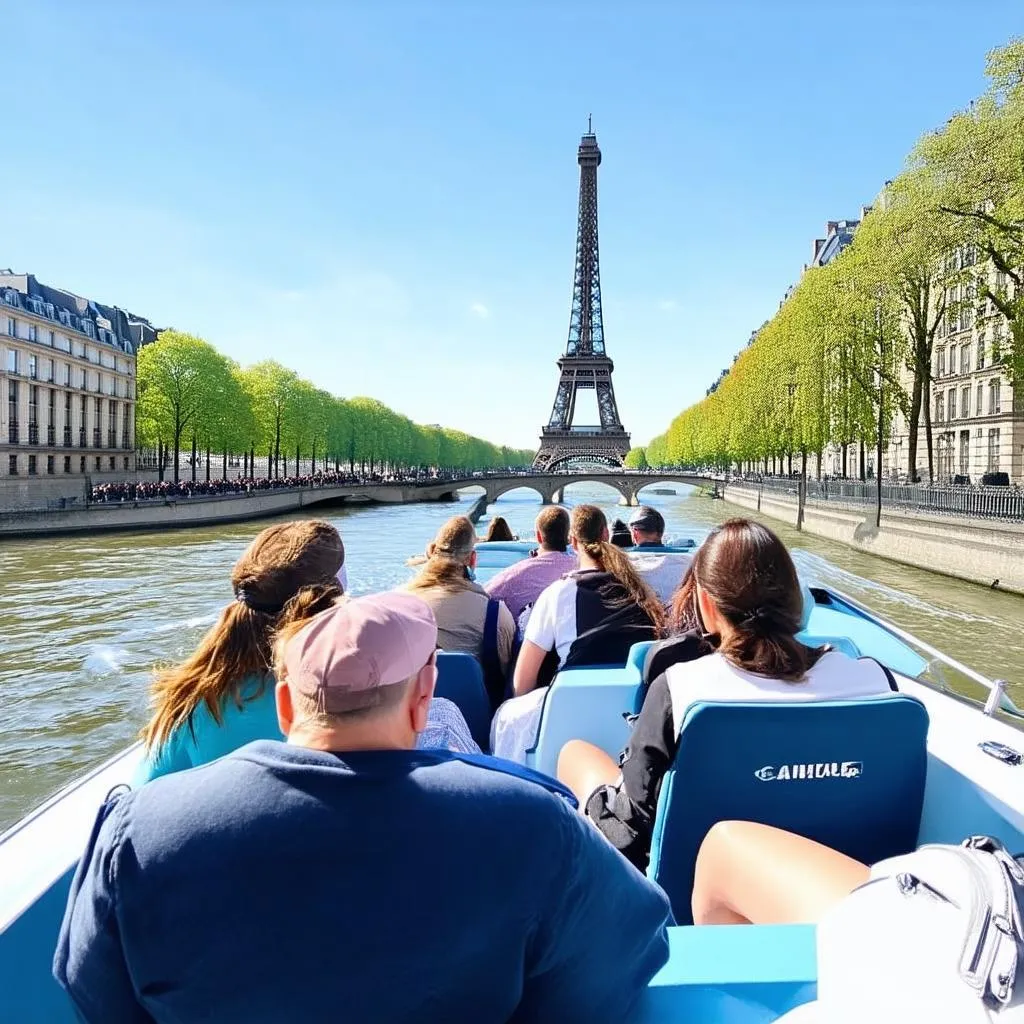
[28,425,39,445]
[92,428,101,448]
[63,428,72,447]
[78,428,86,448]
[47,426,56,446]
[8,422,19,444]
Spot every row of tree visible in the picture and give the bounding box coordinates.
[634,38,1023,489]
[136,332,535,482]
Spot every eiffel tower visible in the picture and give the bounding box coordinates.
[534,121,630,470]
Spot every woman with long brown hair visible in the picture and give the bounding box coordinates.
[481,515,516,542]
[404,515,515,709]
[490,505,663,763]
[557,518,896,870]
[136,520,345,782]
[511,504,664,695]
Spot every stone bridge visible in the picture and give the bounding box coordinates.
[438,471,721,521]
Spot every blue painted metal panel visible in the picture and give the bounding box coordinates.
[631,924,817,1022]
[0,869,76,1024]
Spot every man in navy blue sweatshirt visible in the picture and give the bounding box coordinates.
[54,591,672,1023]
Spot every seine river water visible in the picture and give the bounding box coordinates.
[1,483,1022,831]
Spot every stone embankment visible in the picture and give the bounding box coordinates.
[723,484,1024,595]
[0,482,459,538]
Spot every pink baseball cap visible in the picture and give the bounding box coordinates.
[282,592,438,713]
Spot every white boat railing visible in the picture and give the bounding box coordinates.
[825,585,1022,720]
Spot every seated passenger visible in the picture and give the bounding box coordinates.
[55,593,672,1024]
[512,504,664,695]
[484,505,577,623]
[557,518,896,871]
[610,518,633,548]
[481,515,516,542]
[490,506,662,763]
[626,505,691,603]
[136,519,345,783]
[404,515,515,709]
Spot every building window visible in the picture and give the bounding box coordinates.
[935,393,945,423]
[28,354,36,380]
[123,456,129,470]
[977,337,986,369]
[937,347,946,377]
[959,431,970,474]
[95,456,101,471]
[108,456,115,470]
[976,382,984,418]
[987,429,1001,472]
[46,455,54,475]
[948,388,956,420]
[47,389,56,445]
[989,379,1001,415]
[27,324,37,342]
[5,348,15,373]
[63,455,71,474]
[63,362,71,386]
[7,317,16,337]
[961,386,971,418]
[48,330,55,346]
[7,379,18,443]
[8,455,17,475]
[79,456,85,473]
[960,345,970,375]
[79,368,86,390]
[28,385,38,443]
[28,455,37,475]
[64,392,72,446]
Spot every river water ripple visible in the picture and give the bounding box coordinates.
[1,484,1021,830]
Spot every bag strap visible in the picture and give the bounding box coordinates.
[480,598,507,709]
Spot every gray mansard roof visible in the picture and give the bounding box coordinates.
[0,270,160,355]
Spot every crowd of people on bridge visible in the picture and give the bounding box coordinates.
[87,468,476,503]
[54,500,904,1023]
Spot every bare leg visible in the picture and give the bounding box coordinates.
[557,739,620,810]
[692,821,870,926]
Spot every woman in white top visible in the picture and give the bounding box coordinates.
[557,518,896,870]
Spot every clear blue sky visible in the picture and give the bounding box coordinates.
[5,3,1023,450]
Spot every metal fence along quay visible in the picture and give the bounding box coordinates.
[742,475,1024,522]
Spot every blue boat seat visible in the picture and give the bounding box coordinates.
[795,634,860,659]
[434,653,492,752]
[648,695,929,924]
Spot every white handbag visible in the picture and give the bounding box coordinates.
[814,835,1024,1023]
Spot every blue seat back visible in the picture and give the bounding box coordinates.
[434,653,492,752]
[795,634,860,659]
[648,696,929,924]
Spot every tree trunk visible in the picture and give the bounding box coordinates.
[191,433,197,485]
[268,444,273,479]
[274,412,281,479]
[923,378,934,483]
[173,414,182,484]
[841,444,848,479]
[295,442,300,476]
[876,378,884,529]
[798,449,807,530]
[311,441,316,475]
[907,371,922,483]
[223,447,228,480]
[205,446,210,483]
[158,438,166,483]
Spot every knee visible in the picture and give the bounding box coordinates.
[556,739,594,782]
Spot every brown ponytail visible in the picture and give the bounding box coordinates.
[141,520,344,751]
[571,505,665,634]
[691,518,821,682]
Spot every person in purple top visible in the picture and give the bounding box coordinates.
[485,506,577,622]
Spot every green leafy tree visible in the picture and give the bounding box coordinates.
[624,447,649,470]
[136,331,226,484]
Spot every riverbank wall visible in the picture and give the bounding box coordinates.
[0,483,460,539]
[723,484,1024,595]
